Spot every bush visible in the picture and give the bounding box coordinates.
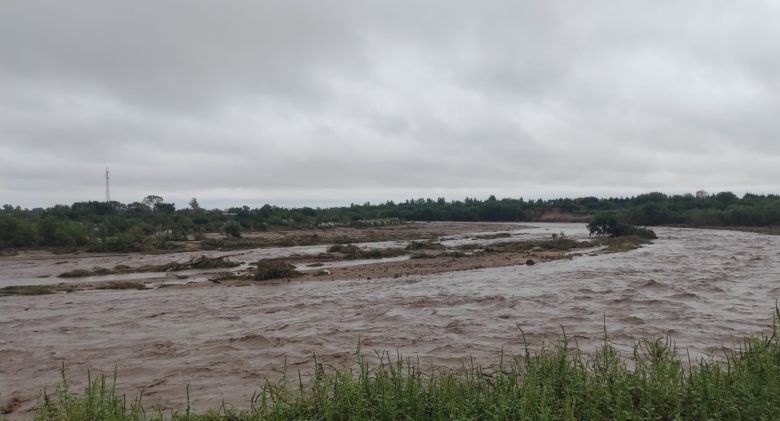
[534,238,582,250]
[327,244,346,253]
[224,221,242,238]
[405,241,445,251]
[188,255,241,270]
[58,269,95,278]
[94,281,148,290]
[632,226,658,240]
[0,285,54,296]
[327,244,405,260]
[588,213,657,239]
[410,252,437,259]
[254,261,300,280]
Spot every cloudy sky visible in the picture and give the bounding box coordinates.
[1,1,779,209]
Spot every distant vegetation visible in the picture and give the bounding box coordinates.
[587,214,658,239]
[57,255,240,278]
[1,192,779,252]
[36,309,780,420]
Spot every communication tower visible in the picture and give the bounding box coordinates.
[105,168,111,203]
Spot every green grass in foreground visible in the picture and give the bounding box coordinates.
[36,309,780,420]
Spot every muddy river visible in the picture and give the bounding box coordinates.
[1,224,780,416]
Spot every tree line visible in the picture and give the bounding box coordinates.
[1,192,779,251]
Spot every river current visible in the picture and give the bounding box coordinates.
[1,224,779,415]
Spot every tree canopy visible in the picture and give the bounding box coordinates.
[1,192,779,251]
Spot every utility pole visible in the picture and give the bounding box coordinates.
[105,167,111,203]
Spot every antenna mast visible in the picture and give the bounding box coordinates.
[105,168,111,203]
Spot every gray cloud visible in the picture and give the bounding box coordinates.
[1,0,779,208]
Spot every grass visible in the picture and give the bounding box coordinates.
[0,284,55,296]
[200,236,366,251]
[132,256,241,272]
[473,232,512,240]
[327,244,406,260]
[59,267,114,278]
[478,238,591,253]
[58,269,96,278]
[93,281,149,291]
[409,252,439,259]
[405,241,445,251]
[351,248,406,260]
[57,256,240,278]
[33,308,780,420]
[185,256,241,270]
[408,250,468,259]
[602,235,652,253]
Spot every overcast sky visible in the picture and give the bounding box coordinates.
[1,1,779,209]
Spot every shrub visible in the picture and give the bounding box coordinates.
[58,269,95,278]
[187,255,241,270]
[632,226,658,239]
[254,261,300,280]
[405,241,445,250]
[224,221,242,238]
[0,285,54,296]
[327,244,405,260]
[588,213,657,239]
[327,244,346,253]
[94,282,148,290]
[410,252,437,259]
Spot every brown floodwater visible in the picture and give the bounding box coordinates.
[1,224,780,417]
[0,222,586,287]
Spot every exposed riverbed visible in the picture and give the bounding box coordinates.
[1,223,779,417]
